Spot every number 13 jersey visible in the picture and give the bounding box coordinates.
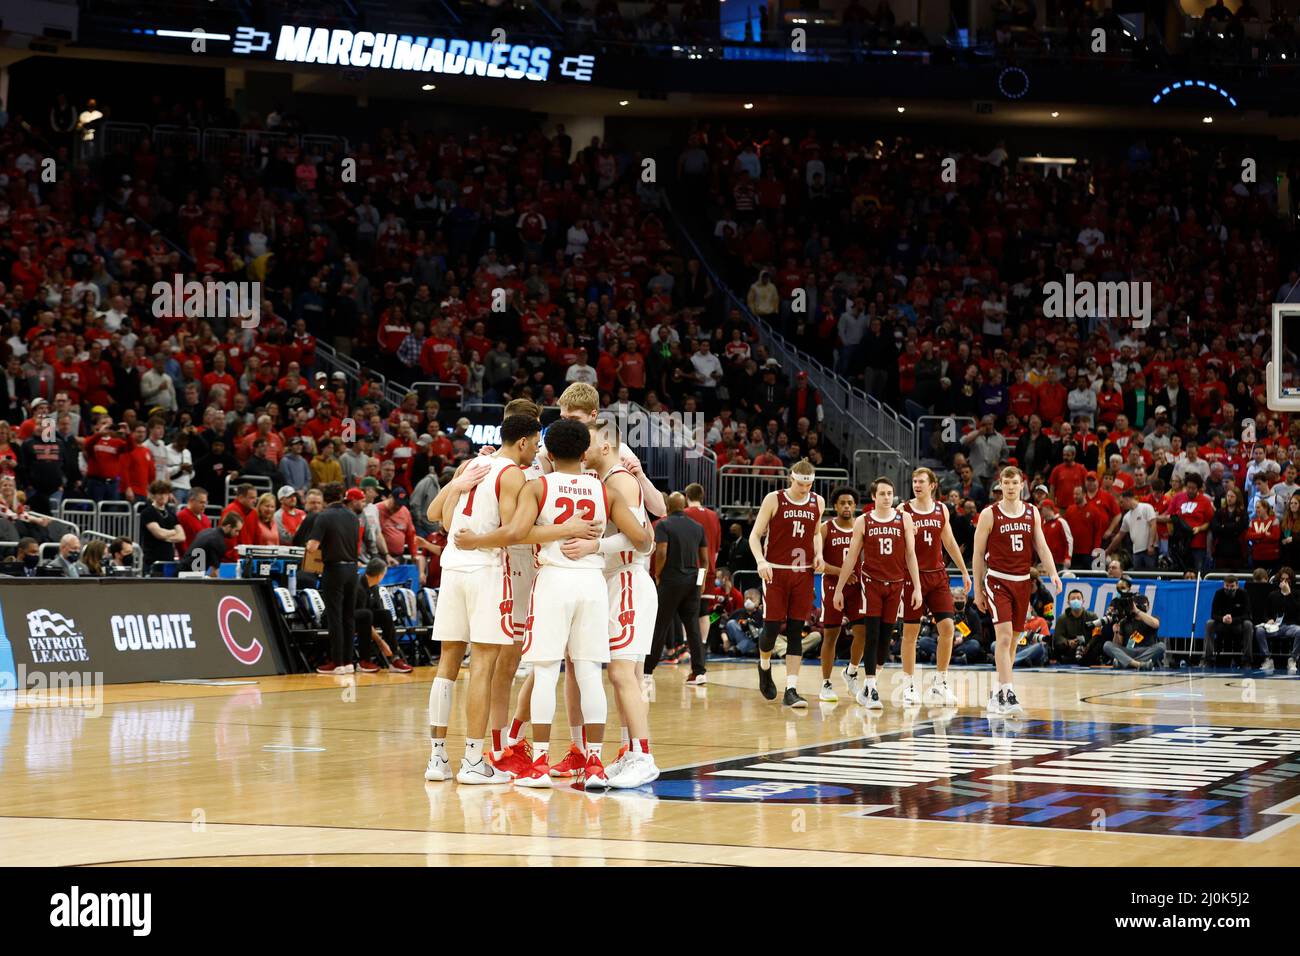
[535,472,609,570]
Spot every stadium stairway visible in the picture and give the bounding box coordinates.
[662,195,916,492]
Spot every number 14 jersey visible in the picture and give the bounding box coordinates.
[535,472,609,570]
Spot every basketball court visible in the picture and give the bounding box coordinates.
[4,662,1298,867]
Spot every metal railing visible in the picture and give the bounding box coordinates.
[716,465,849,513]
[852,449,913,495]
[662,195,915,470]
[96,123,351,166]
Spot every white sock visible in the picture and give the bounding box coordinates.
[846,667,858,677]
[571,726,583,747]
[465,739,482,762]
[536,740,550,757]
[867,677,877,690]
[431,738,446,758]
[785,675,798,690]
[1002,682,1013,693]
[586,740,602,758]
[935,670,947,683]
[620,727,630,748]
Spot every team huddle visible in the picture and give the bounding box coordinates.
[422,384,664,791]
[421,383,1063,793]
[749,462,1061,717]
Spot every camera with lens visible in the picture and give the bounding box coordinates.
[1106,590,1137,622]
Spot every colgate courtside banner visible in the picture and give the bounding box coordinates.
[0,580,288,685]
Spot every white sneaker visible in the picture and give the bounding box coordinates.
[819,679,838,702]
[901,679,920,707]
[857,684,883,710]
[1289,657,1297,675]
[1261,658,1276,674]
[335,664,354,675]
[1002,687,1025,716]
[685,672,707,686]
[842,668,861,701]
[456,757,512,785]
[424,752,452,781]
[986,690,1005,716]
[608,752,660,789]
[925,677,958,706]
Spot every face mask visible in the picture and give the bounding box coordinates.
[953,602,965,612]
[23,554,38,569]
[744,598,757,611]
[1069,599,1083,611]
[714,577,723,588]
[66,549,80,562]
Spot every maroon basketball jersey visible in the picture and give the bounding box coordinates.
[859,509,908,582]
[822,518,856,573]
[902,500,947,572]
[764,489,822,569]
[985,501,1038,575]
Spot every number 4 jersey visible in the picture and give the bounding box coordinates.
[535,472,609,569]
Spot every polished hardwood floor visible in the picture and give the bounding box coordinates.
[3,661,1299,866]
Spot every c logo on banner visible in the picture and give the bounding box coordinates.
[217,596,263,665]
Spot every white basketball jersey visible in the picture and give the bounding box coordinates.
[442,455,519,570]
[602,466,649,572]
[536,471,608,570]
[508,457,547,567]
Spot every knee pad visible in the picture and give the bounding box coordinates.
[530,660,562,726]
[785,618,803,658]
[760,620,782,653]
[571,659,607,725]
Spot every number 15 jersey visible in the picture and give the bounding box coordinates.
[535,472,609,570]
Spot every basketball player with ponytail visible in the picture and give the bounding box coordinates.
[972,466,1062,716]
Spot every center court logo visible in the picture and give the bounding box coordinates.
[649,720,1300,839]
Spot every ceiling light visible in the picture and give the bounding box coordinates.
[896,106,905,113]
[1050,111,1059,118]
[1202,115,1213,123]
[421,84,436,91]
[743,102,754,110]
[618,100,629,106]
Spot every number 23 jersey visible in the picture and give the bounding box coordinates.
[535,472,609,570]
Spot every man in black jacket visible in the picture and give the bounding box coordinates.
[1015,415,1054,481]
[1251,570,1300,674]
[1052,588,1103,663]
[1203,575,1254,669]
[353,557,414,674]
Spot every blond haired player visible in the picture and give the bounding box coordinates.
[748,459,824,707]
[502,382,668,779]
[559,419,660,787]
[423,414,598,783]
[972,466,1062,716]
[458,418,651,789]
[899,467,972,707]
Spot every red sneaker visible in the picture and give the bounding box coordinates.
[357,659,382,674]
[548,743,587,778]
[581,753,610,791]
[315,660,340,675]
[387,658,413,674]
[492,744,533,778]
[514,753,553,788]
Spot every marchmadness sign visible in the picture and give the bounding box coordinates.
[0,580,285,685]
